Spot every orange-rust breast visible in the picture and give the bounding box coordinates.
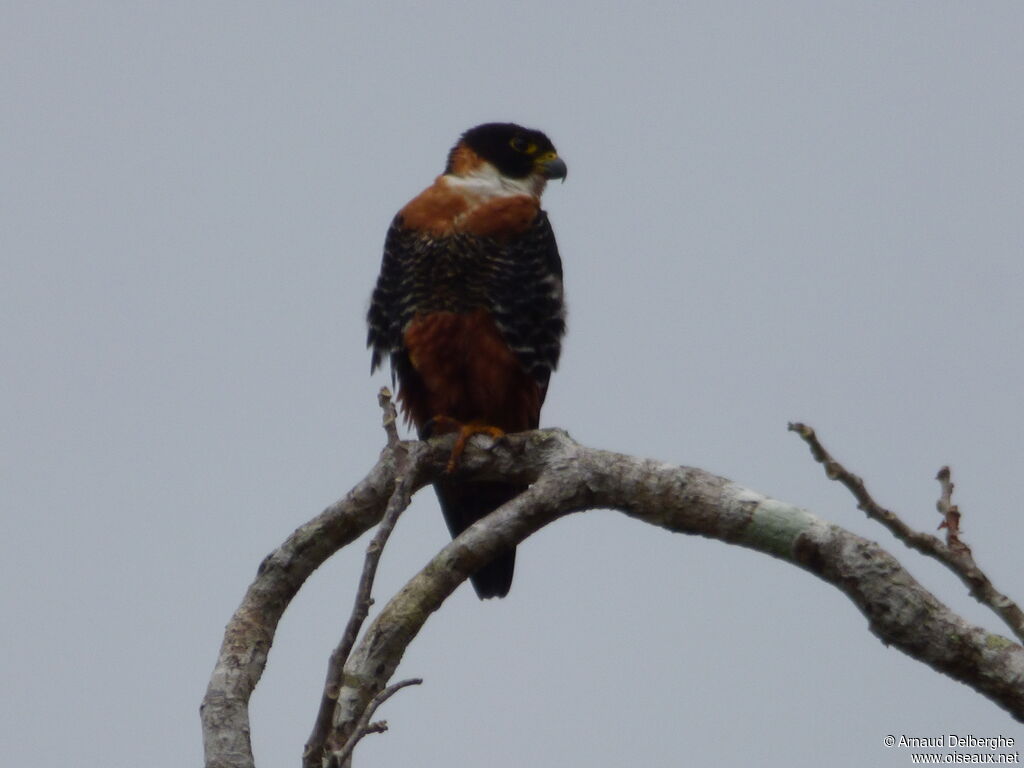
[459,195,539,239]
[399,310,541,434]
[398,180,468,237]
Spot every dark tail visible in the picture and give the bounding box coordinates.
[433,479,520,599]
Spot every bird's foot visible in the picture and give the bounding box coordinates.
[426,416,505,474]
[447,422,505,473]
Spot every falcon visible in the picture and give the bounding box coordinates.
[366,122,567,598]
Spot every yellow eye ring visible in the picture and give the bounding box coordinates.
[509,137,536,154]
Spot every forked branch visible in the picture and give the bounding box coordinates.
[202,420,1024,768]
[303,390,419,767]
[789,422,1024,643]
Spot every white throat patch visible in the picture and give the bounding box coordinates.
[443,162,545,200]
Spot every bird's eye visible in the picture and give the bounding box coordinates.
[509,137,535,153]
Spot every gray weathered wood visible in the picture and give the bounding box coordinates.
[202,429,1024,768]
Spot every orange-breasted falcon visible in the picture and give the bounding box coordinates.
[366,123,567,598]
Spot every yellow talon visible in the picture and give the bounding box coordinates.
[444,421,505,474]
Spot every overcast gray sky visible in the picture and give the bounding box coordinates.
[4,2,1024,766]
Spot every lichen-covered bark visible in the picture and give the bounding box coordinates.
[202,429,1024,768]
[201,449,405,768]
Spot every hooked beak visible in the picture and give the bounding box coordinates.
[537,154,568,181]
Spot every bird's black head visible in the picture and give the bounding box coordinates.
[446,122,567,181]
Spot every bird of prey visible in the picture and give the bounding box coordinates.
[366,122,567,598]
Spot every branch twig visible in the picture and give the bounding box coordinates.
[789,422,1024,643]
[936,466,968,554]
[786,422,940,550]
[378,387,400,449]
[326,679,423,768]
[303,389,419,768]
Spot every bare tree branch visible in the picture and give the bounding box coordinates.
[303,389,416,767]
[789,422,1024,643]
[377,386,401,450]
[203,426,1024,768]
[326,678,423,768]
[200,443,414,768]
[936,465,967,553]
